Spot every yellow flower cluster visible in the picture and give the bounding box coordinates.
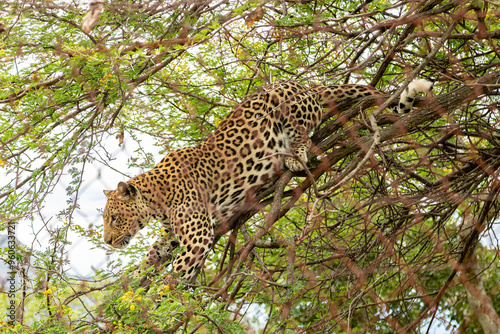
[99,73,116,86]
[43,286,56,295]
[158,284,170,297]
[485,11,498,20]
[119,290,142,316]
[121,290,142,310]
[159,228,169,238]
[57,304,73,314]
[0,160,5,168]
[112,320,134,330]
[121,290,134,302]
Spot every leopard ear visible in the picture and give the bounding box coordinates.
[103,190,112,198]
[116,182,136,202]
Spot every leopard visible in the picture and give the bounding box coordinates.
[103,78,432,282]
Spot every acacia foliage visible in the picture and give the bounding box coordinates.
[1,0,500,333]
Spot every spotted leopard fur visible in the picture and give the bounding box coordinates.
[103,79,432,282]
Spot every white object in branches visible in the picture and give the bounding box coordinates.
[82,1,104,34]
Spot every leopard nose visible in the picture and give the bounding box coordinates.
[104,235,113,245]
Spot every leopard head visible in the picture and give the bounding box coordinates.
[103,181,148,249]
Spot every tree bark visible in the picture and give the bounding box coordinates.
[463,250,500,334]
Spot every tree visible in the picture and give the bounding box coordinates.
[1,0,500,333]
